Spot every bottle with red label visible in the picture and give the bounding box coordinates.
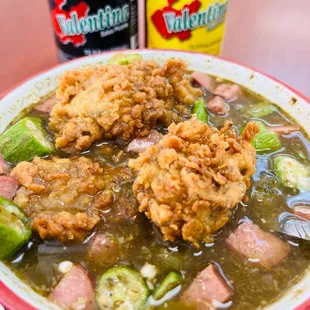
[48,0,139,62]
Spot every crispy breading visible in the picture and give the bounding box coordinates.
[32,211,99,242]
[11,156,120,241]
[129,118,258,247]
[49,59,202,151]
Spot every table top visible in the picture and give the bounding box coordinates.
[0,0,59,96]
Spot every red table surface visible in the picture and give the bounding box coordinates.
[0,0,59,96]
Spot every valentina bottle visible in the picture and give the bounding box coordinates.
[145,0,228,55]
[48,0,139,62]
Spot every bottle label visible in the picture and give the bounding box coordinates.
[146,0,228,55]
[49,0,138,61]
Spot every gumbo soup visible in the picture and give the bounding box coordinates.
[0,54,309,310]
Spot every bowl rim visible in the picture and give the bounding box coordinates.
[1,48,309,104]
[0,48,309,310]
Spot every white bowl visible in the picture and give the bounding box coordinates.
[0,49,309,310]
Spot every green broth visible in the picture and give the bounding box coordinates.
[6,81,310,310]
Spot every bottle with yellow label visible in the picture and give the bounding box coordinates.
[145,0,228,55]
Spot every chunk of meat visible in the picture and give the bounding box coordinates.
[11,156,125,241]
[0,154,8,175]
[0,176,18,200]
[293,206,310,221]
[192,71,215,93]
[269,125,298,135]
[49,59,201,151]
[88,234,119,262]
[34,95,56,113]
[207,96,228,114]
[127,130,163,153]
[50,265,96,310]
[226,222,291,269]
[214,84,241,101]
[32,211,99,242]
[181,264,233,309]
[104,183,141,227]
[129,118,258,247]
[161,59,203,105]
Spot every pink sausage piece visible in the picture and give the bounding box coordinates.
[50,265,96,310]
[0,176,18,200]
[293,206,310,221]
[207,96,228,115]
[89,234,119,262]
[34,95,56,114]
[269,126,298,135]
[127,130,163,153]
[226,222,291,269]
[0,154,8,175]
[192,71,215,93]
[181,264,233,309]
[214,84,241,101]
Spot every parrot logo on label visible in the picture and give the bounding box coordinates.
[51,0,130,47]
[151,0,228,41]
[51,0,88,47]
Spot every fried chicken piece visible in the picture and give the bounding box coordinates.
[160,58,203,105]
[11,156,122,241]
[241,122,260,142]
[49,59,202,151]
[129,118,258,247]
[32,211,99,241]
